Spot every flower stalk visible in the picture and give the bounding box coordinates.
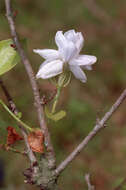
[51,72,70,113]
[52,86,61,114]
[0,99,33,132]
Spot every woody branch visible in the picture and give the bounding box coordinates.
[5,0,55,169]
[55,88,126,175]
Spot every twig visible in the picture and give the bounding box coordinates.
[85,174,95,190]
[0,99,34,132]
[5,0,55,169]
[114,178,126,190]
[0,144,27,156]
[0,78,36,164]
[0,79,18,114]
[55,88,126,175]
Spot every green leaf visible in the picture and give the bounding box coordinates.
[0,39,20,75]
[52,110,66,121]
[45,106,66,121]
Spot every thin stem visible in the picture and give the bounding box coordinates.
[0,78,18,114]
[51,72,69,114]
[0,78,37,165]
[0,99,33,132]
[6,146,27,155]
[52,87,61,113]
[55,88,126,176]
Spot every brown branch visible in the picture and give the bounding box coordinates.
[0,78,18,114]
[0,78,37,164]
[55,88,126,175]
[5,0,55,169]
[114,178,126,190]
[85,174,95,190]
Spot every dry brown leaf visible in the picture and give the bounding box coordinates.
[6,126,23,146]
[28,130,44,153]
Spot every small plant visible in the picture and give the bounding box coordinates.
[0,0,126,189]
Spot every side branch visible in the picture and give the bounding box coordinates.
[0,78,36,164]
[5,0,55,168]
[55,89,126,175]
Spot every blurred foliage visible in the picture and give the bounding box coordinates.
[0,0,126,189]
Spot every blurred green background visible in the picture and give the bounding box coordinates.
[0,0,126,189]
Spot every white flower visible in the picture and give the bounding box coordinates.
[33,30,97,83]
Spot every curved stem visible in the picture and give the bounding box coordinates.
[51,87,61,114]
[0,99,33,132]
[0,78,37,164]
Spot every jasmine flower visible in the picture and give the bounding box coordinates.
[33,30,97,83]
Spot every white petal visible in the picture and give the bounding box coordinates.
[64,30,84,53]
[55,31,77,62]
[76,32,84,53]
[69,65,87,83]
[64,30,76,42]
[82,65,92,70]
[39,60,49,69]
[33,49,59,60]
[55,31,68,50]
[70,55,97,66]
[60,41,77,62]
[36,60,63,79]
